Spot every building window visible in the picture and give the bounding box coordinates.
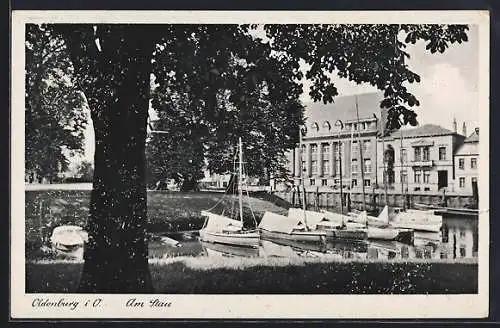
[471,158,477,169]
[352,141,359,155]
[459,229,466,238]
[423,169,430,183]
[401,149,407,163]
[472,177,478,185]
[352,179,357,187]
[302,161,306,173]
[351,159,358,173]
[323,160,330,175]
[310,179,315,186]
[363,159,372,173]
[311,160,318,175]
[311,144,317,154]
[414,170,421,183]
[322,121,331,131]
[353,123,358,131]
[321,179,328,186]
[322,143,330,155]
[311,123,319,131]
[422,146,430,161]
[414,147,421,161]
[439,147,446,160]
[401,171,408,184]
[460,245,466,258]
[459,177,465,188]
[335,160,340,174]
[364,179,371,187]
[361,140,370,153]
[459,158,464,169]
[424,187,430,191]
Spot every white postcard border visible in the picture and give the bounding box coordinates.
[11,10,490,319]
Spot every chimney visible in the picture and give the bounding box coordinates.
[453,117,457,133]
[462,122,467,136]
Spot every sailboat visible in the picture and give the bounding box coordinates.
[199,138,260,248]
[258,210,327,243]
[389,208,443,233]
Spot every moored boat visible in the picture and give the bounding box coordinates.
[50,225,88,252]
[390,208,443,232]
[199,138,261,248]
[258,211,327,243]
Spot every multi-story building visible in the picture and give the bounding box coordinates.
[288,92,384,189]
[283,92,479,197]
[377,124,466,193]
[453,127,479,194]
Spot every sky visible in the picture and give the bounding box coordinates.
[76,24,480,166]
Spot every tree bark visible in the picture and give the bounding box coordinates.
[59,25,156,293]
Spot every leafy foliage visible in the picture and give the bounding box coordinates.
[25,24,88,181]
[76,160,94,182]
[264,24,469,130]
[148,25,304,186]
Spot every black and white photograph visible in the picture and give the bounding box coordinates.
[11,10,489,319]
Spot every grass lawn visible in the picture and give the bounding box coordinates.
[26,258,478,294]
[25,189,290,244]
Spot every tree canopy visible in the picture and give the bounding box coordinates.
[25,24,88,181]
[147,25,304,188]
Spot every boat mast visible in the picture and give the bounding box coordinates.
[400,129,405,210]
[382,122,388,210]
[335,120,344,215]
[299,127,309,230]
[355,96,367,212]
[238,137,244,224]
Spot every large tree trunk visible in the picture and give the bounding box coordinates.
[60,26,156,293]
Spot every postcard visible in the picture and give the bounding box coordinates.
[11,9,490,319]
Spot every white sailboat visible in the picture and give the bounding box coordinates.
[258,210,327,243]
[199,138,260,248]
[389,208,443,233]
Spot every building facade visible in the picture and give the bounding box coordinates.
[453,128,479,194]
[377,124,466,193]
[288,92,384,190]
[284,92,479,196]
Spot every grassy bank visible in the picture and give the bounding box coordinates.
[26,258,477,294]
[26,190,288,243]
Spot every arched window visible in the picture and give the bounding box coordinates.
[311,122,319,132]
[322,121,331,131]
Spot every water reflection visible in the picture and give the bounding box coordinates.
[151,216,478,262]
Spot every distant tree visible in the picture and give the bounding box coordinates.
[52,23,469,293]
[76,160,94,182]
[25,24,88,182]
[149,26,304,190]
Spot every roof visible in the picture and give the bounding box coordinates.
[464,128,479,143]
[455,142,479,156]
[303,92,384,126]
[386,124,457,139]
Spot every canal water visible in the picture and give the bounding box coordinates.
[148,215,478,262]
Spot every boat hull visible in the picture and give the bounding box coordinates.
[259,229,326,243]
[199,229,260,248]
[367,227,414,245]
[390,221,442,233]
[325,228,368,240]
[200,240,260,257]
